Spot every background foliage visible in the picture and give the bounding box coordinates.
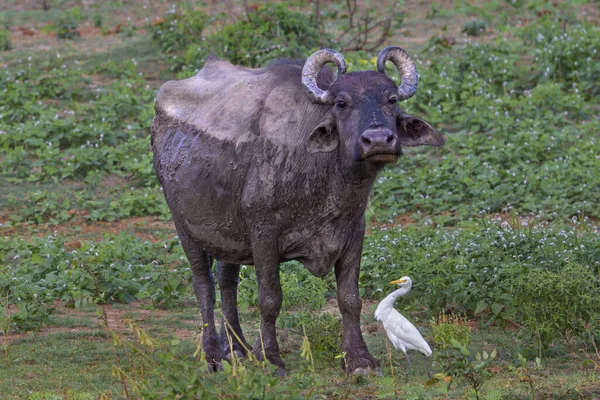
[1,0,599,398]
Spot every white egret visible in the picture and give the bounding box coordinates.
[374,276,432,380]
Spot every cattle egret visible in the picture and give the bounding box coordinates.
[374,276,432,380]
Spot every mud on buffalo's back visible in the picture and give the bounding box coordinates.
[151,57,325,147]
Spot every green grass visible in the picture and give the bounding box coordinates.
[0,0,166,28]
[1,331,120,398]
[1,303,598,399]
[0,6,68,27]
[1,0,599,398]
[47,312,97,329]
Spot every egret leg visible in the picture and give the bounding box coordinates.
[425,355,431,379]
[404,352,411,383]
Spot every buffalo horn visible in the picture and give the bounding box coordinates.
[376,46,418,101]
[302,49,347,104]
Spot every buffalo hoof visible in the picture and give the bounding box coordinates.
[349,367,383,377]
[203,349,224,372]
[350,367,368,376]
[224,349,245,361]
[343,353,381,376]
[223,339,251,360]
[203,333,225,372]
[204,344,225,372]
[206,358,223,373]
[251,348,285,373]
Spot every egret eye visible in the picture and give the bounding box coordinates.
[389,96,398,105]
[336,100,347,109]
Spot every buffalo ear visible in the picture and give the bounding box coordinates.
[306,116,339,153]
[396,114,446,146]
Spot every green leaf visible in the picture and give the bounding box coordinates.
[475,300,488,314]
[168,278,180,290]
[31,254,45,265]
[188,368,198,384]
[473,361,485,370]
[486,389,504,400]
[491,302,505,315]
[490,349,497,359]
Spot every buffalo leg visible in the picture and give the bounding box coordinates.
[179,235,223,371]
[251,255,285,374]
[217,261,251,358]
[335,230,380,374]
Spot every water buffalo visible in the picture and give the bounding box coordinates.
[151,46,445,375]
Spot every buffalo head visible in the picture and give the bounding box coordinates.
[302,47,445,165]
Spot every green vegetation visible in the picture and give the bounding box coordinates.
[374,17,600,221]
[462,20,487,36]
[0,27,11,51]
[54,6,83,39]
[203,3,323,67]
[148,7,207,54]
[1,0,599,398]
[361,218,600,334]
[153,3,324,73]
[105,317,317,399]
[434,342,499,399]
[431,312,471,349]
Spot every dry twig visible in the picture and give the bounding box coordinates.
[336,0,400,52]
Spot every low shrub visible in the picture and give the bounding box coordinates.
[0,233,190,319]
[0,27,11,51]
[361,216,600,349]
[174,4,324,73]
[302,313,343,367]
[53,7,83,40]
[6,191,72,225]
[462,20,487,37]
[213,4,322,67]
[0,59,156,184]
[148,7,206,54]
[432,342,498,399]
[279,312,342,368]
[518,17,600,98]
[513,264,600,353]
[431,312,472,349]
[281,262,330,312]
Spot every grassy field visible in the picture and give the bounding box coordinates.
[1,0,599,399]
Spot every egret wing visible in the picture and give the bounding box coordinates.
[385,308,432,356]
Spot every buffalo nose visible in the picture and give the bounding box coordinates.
[361,130,394,145]
[360,129,396,157]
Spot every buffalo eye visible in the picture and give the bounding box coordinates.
[388,96,398,105]
[336,100,347,110]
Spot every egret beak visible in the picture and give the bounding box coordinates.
[389,278,407,285]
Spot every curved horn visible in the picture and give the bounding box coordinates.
[377,46,418,101]
[302,49,347,104]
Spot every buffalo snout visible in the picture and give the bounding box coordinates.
[359,129,399,162]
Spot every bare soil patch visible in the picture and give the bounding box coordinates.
[1,216,175,244]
